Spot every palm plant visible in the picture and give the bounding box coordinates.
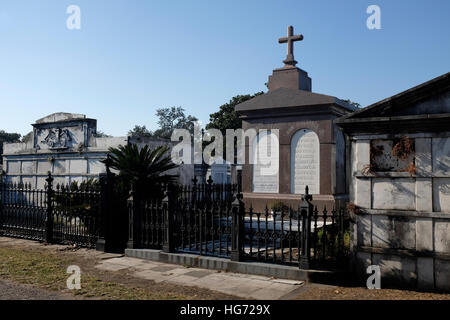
[105,144,178,199]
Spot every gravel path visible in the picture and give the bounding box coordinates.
[0,279,79,300]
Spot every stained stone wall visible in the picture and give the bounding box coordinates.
[350,133,450,292]
[2,113,194,187]
[2,113,128,187]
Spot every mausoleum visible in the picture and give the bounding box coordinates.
[235,26,357,211]
[336,72,450,291]
[2,112,195,187]
[2,113,127,188]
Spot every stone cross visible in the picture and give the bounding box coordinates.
[278,26,303,67]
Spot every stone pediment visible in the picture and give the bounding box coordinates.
[32,113,98,151]
[35,112,87,124]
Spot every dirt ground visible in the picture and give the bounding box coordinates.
[0,237,449,300]
[292,283,450,300]
[0,278,80,300]
[0,238,239,300]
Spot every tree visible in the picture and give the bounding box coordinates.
[342,99,361,108]
[153,107,198,139]
[0,130,21,162]
[21,132,33,143]
[206,92,264,134]
[105,144,178,199]
[128,108,197,140]
[128,125,153,137]
[96,130,111,138]
[204,92,263,160]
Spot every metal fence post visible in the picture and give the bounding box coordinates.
[127,182,141,249]
[0,172,4,234]
[206,176,213,203]
[126,186,134,249]
[162,184,175,253]
[231,190,244,261]
[299,186,313,269]
[96,173,107,251]
[191,176,198,205]
[97,158,116,252]
[237,169,242,194]
[45,172,54,244]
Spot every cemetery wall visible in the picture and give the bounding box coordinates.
[2,113,196,188]
[2,136,127,187]
[350,132,450,292]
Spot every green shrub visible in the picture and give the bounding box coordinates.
[269,200,289,212]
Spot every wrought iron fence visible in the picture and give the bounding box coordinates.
[243,204,349,268]
[51,180,101,247]
[0,181,47,241]
[127,178,350,270]
[174,196,233,258]
[0,168,349,270]
[0,173,101,248]
[127,196,166,250]
[173,177,237,204]
[127,180,237,255]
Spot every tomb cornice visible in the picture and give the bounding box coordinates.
[238,103,352,120]
[335,113,450,135]
[236,87,356,114]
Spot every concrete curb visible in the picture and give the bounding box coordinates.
[125,249,347,284]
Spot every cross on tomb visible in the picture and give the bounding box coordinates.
[278,25,303,67]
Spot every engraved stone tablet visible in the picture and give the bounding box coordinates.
[291,129,320,194]
[252,132,279,193]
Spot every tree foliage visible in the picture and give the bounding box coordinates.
[128,125,153,137]
[206,92,264,134]
[105,144,178,199]
[0,130,21,162]
[21,132,33,143]
[129,107,198,140]
[153,107,198,139]
[53,178,100,219]
[342,99,361,108]
[96,130,111,138]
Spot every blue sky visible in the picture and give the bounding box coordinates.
[0,0,449,136]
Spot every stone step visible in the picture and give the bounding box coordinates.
[125,248,349,285]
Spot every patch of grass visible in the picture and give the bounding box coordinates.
[0,247,189,300]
